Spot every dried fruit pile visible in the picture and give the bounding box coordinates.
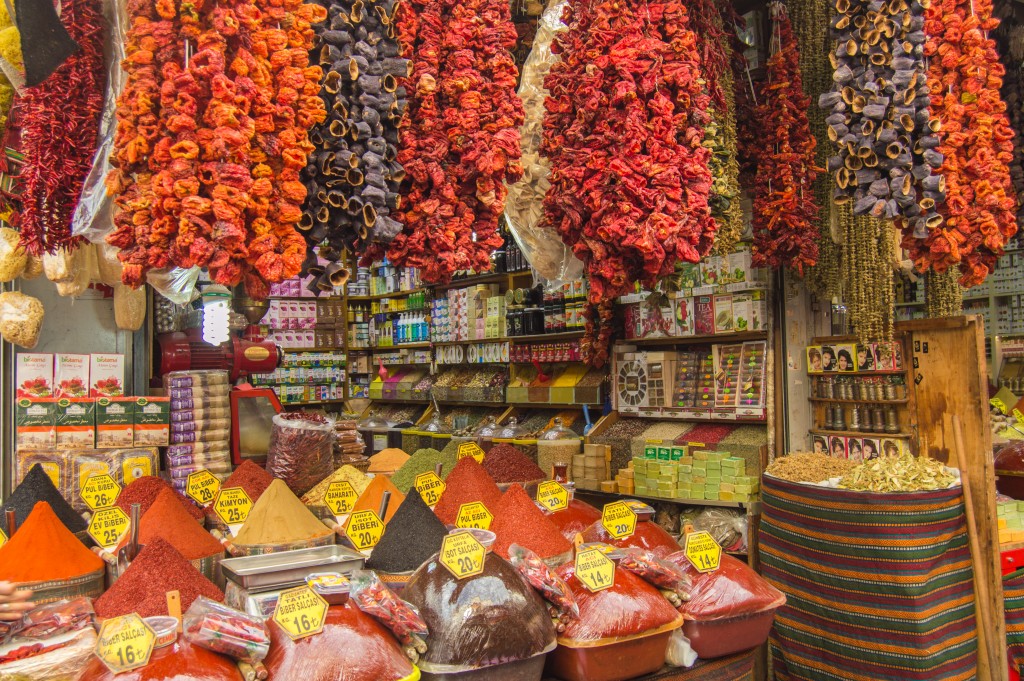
[542,0,714,364]
[751,2,820,274]
[300,0,409,267]
[15,0,106,256]
[364,0,524,283]
[107,0,327,298]
[904,0,1017,286]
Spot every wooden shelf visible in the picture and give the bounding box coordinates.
[577,488,752,509]
[280,347,343,353]
[434,338,510,346]
[506,400,602,408]
[624,331,768,346]
[280,399,348,406]
[370,342,432,351]
[810,428,912,439]
[511,330,586,343]
[808,397,909,405]
[348,287,428,301]
[268,294,343,300]
[808,369,907,376]
[428,269,532,292]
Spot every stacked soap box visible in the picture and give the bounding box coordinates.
[632,447,759,501]
[998,500,1024,545]
[572,444,610,490]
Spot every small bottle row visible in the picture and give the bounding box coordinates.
[822,404,900,434]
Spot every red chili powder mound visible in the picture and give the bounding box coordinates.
[222,460,275,502]
[433,457,503,525]
[119,488,224,560]
[116,475,204,521]
[547,498,602,541]
[482,444,545,483]
[491,484,572,559]
[0,502,102,582]
[94,537,224,619]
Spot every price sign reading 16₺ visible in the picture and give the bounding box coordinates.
[457,442,486,463]
[684,530,722,573]
[439,531,486,579]
[88,507,131,549]
[601,501,637,539]
[185,469,221,506]
[345,509,385,551]
[95,613,156,673]
[81,474,122,511]
[536,481,569,512]
[414,472,446,507]
[273,586,328,640]
[455,502,493,530]
[213,487,253,530]
[575,548,616,592]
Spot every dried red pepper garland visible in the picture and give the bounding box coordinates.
[16,0,106,256]
[364,0,524,283]
[543,0,714,366]
[751,2,820,274]
[903,0,1017,286]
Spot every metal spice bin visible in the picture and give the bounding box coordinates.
[230,532,336,557]
[221,544,365,591]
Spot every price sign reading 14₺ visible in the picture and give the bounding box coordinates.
[575,548,615,592]
[88,507,131,549]
[439,531,486,579]
[455,501,493,530]
[324,481,358,516]
[272,586,328,640]
[536,481,569,512]
[684,530,722,573]
[185,469,221,506]
[345,510,385,551]
[94,613,156,673]
[214,487,253,530]
[457,442,485,464]
[601,501,637,539]
[414,471,446,507]
[81,474,122,511]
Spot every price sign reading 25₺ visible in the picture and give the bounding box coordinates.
[272,586,328,640]
[455,502,493,530]
[575,548,616,592]
[324,481,358,516]
[214,487,253,529]
[457,442,486,463]
[684,530,722,573]
[185,469,221,506]
[88,507,131,549]
[81,474,122,511]
[414,472,446,507]
[95,613,156,673]
[345,509,385,551]
[439,531,486,579]
[536,481,569,512]
[601,501,637,539]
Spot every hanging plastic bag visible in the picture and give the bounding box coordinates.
[349,570,428,662]
[265,412,336,496]
[42,247,80,283]
[0,291,44,348]
[95,242,123,287]
[183,596,270,664]
[0,226,27,281]
[508,542,579,628]
[21,255,42,280]
[114,284,147,331]
[54,245,94,297]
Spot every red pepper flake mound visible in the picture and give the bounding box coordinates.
[116,475,204,522]
[482,444,545,483]
[678,423,735,447]
[580,519,682,559]
[0,502,103,582]
[546,498,602,542]
[222,460,274,502]
[119,488,224,561]
[433,457,503,526]
[556,561,681,641]
[94,537,224,619]
[491,484,571,560]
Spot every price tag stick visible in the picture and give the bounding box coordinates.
[5,510,15,536]
[378,490,391,523]
[166,591,182,632]
[127,503,142,562]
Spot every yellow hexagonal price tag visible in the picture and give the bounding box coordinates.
[601,501,637,539]
[88,507,131,549]
[455,501,493,530]
[272,586,328,640]
[0,527,7,549]
[575,548,616,592]
[684,530,722,573]
[457,442,485,463]
[324,481,358,516]
[81,474,121,511]
[345,509,385,551]
[95,613,156,673]
[536,481,569,512]
[414,471,446,507]
[185,470,220,506]
[214,487,253,529]
[440,531,486,579]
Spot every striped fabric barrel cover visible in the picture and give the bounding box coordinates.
[760,474,978,680]
[1005,568,1024,675]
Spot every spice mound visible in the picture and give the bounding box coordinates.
[349,475,404,525]
[302,465,371,507]
[546,499,602,542]
[765,452,859,484]
[369,448,411,475]
[116,475,204,522]
[390,448,457,493]
[3,464,86,534]
[838,452,957,492]
[93,537,224,618]
[365,492,448,573]
[580,517,682,559]
[482,444,545,483]
[221,461,275,503]
[79,631,242,681]
[232,480,332,547]
[404,551,556,669]
[118,488,223,561]
[491,484,571,560]
[0,501,102,582]
[432,456,503,526]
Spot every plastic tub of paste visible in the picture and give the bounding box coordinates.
[305,572,351,606]
[145,616,179,648]
[544,619,681,681]
[681,607,780,659]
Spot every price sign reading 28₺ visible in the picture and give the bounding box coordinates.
[345,510,385,551]
[601,501,637,539]
[88,507,131,549]
[684,530,722,573]
[457,442,486,464]
[439,531,486,579]
[536,481,569,512]
[324,481,358,516]
[185,469,221,506]
[272,586,328,640]
[214,487,253,530]
[81,474,122,511]
[95,613,156,673]
[575,548,615,592]
[414,472,446,507]
[455,502,493,530]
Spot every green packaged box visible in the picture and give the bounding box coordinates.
[16,397,56,451]
[95,397,135,448]
[56,397,95,450]
[671,446,686,461]
[645,444,658,459]
[658,447,672,460]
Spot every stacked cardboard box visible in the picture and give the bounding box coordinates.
[573,444,609,490]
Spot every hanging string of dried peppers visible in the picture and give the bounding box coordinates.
[907,0,1018,286]
[366,0,524,283]
[751,2,821,274]
[997,25,1024,226]
[15,0,106,256]
[542,0,715,365]
[722,3,760,181]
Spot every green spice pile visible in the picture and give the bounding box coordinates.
[765,452,859,483]
[838,452,957,492]
[390,448,458,493]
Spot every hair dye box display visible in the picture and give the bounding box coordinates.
[55,354,90,398]
[90,354,125,397]
[133,396,170,447]
[95,397,136,448]
[15,398,56,451]
[16,353,53,398]
[55,398,96,450]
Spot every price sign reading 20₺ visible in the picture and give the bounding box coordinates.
[95,613,156,673]
[345,510,385,551]
[273,586,328,640]
[536,481,569,512]
[601,501,637,539]
[439,531,486,579]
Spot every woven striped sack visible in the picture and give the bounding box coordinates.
[1004,568,1024,676]
[761,474,977,680]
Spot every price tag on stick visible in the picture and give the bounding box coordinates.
[575,548,616,592]
[324,481,358,517]
[81,474,121,511]
[601,501,637,539]
[88,507,131,549]
[273,586,328,640]
[213,487,253,534]
[456,502,493,530]
[439,531,486,579]
[95,613,156,673]
[457,442,486,463]
[537,481,569,512]
[345,510,385,552]
[414,472,446,507]
[185,470,220,506]
[684,530,722,573]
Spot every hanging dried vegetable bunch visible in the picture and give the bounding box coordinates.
[15,0,105,256]
[722,3,761,180]
[839,206,894,340]
[751,2,821,274]
[364,0,524,283]
[925,265,962,317]
[299,0,409,271]
[906,0,1017,286]
[542,0,715,365]
[819,0,945,226]
[997,25,1024,224]
[106,0,327,298]
[0,3,20,140]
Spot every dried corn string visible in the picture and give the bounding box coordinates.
[925,265,963,317]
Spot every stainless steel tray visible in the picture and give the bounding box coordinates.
[221,545,365,591]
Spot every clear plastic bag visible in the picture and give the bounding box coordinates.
[0,226,26,281]
[688,508,747,553]
[0,625,96,681]
[349,570,428,657]
[3,598,94,642]
[665,552,786,621]
[114,284,147,331]
[617,548,692,606]
[183,596,270,664]
[665,629,698,667]
[508,543,579,623]
[265,412,336,496]
[579,517,682,558]
[546,499,602,542]
[95,242,123,287]
[42,248,80,283]
[0,291,44,348]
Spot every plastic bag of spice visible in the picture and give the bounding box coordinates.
[617,548,692,608]
[0,625,97,679]
[184,597,270,664]
[265,412,336,496]
[507,543,579,626]
[665,552,785,621]
[349,570,427,661]
[579,512,682,558]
